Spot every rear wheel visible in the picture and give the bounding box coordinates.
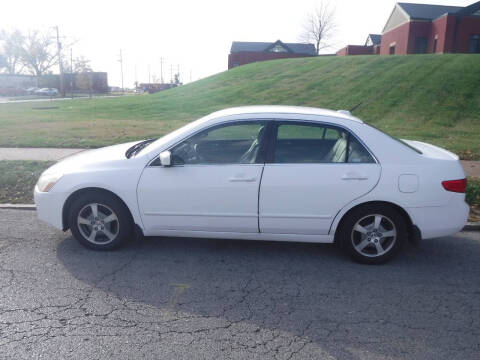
[339,204,407,264]
[68,192,133,250]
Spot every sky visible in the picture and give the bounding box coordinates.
[0,0,474,87]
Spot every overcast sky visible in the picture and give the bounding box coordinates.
[1,0,473,87]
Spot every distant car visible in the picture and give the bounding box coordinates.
[26,87,40,95]
[34,106,469,264]
[34,88,58,96]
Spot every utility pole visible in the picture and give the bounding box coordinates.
[177,64,180,84]
[148,64,151,83]
[170,64,173,83]
[118,50,124,94]
[160,57,164,84]
[70,47,73,99]
[134,65,137,89]
[55,26,65,97]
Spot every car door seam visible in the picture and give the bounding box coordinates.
[257,165,265,233]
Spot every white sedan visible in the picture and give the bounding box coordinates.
[34,106,469,264]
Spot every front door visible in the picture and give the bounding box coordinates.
[138,120,267,234]
[259,121,381,235]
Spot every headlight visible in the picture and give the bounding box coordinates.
[36,172,63,192]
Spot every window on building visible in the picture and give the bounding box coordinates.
[469,35,480,53]
[232,62,240,67]
[415,37,428,54]
[389,45,396,55]
[270,45,288,53]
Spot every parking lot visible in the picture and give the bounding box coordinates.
[0,209,479,359]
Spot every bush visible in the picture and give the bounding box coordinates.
[466,177,480,206]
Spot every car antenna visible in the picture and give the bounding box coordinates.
[349,102,363,113]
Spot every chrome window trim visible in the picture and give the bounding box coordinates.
[147,116,379,167]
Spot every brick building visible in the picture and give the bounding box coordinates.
[337,34,382,56]
[228,40,316,69]
[338,1,480,56]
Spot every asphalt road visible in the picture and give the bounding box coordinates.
[0,209,479,359]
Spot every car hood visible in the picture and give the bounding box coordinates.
[43,141,140,175]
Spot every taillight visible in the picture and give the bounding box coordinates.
[442,178,467,193]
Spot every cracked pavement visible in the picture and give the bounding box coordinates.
[0,209,479,359]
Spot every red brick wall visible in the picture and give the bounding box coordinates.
[228,52,313,69]
[455,16,480,52]
[380,21,410,55]
[337,46,374,56]
[430,15,457,53]
[407,21,431,54]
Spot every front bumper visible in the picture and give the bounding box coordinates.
[34,186,66,230]
[407,195,469,239]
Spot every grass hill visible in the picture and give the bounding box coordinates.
[1,54,479,158]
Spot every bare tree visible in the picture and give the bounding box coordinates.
[0,29,26,74]
[71,56,92,73]
[299,2,337,55]
[19,29,59,76]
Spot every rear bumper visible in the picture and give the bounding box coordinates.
[407,196,469,239]
[34,187,65,230]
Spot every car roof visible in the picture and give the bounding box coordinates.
[207,106,363,124]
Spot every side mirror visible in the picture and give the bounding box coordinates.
[159,151,172,167]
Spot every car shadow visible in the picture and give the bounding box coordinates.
[57,233,480,359]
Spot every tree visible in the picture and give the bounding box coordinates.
[19,29,59,76]
[299,2,337,55]
[0,29,25,74]
[72,56,92,73]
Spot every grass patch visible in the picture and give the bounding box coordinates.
[467,177,480,207]
[0,161,54,203]
[2,55,480,210]
[0,54,479,158]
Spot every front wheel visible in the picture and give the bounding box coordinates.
[68,192,133,250]
[339,204,407,264]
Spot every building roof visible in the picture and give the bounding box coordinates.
[230,40,316,55]
[367,34,382,45]
[397,2,463,20]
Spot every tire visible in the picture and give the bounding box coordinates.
[339,204,407,264]
[68,192,133,250]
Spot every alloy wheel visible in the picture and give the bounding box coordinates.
[77,203,120,245]
[351,214,397,258]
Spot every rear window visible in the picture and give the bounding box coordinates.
[366,124,423,154]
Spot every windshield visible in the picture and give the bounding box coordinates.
[128,113,219,158]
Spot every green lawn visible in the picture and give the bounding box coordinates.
[0,161,54,203]
[0,54,479,158]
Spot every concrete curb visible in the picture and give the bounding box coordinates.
[1,204,479,231]
[0,204,36,210]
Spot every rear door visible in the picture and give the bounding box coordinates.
[259,120,381,235]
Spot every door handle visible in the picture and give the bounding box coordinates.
[229,177,256,182]
[341,173,368,180]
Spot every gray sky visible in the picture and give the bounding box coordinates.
[1,0,473,86]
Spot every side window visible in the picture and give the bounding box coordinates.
[273,122,375,164]
[348,136,375,163]
[170,121,266,165]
